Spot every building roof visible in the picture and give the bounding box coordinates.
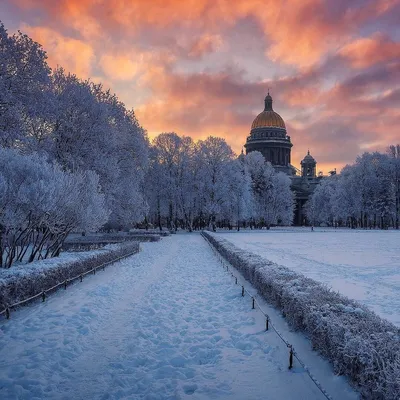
[301,150,316,164]
[251,110,286,129]
[251,92,286,130]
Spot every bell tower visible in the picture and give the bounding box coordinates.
[301,150,317,178]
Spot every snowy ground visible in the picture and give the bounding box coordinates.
[217,227,400,327]
[0,233,357,400]
[0,244,122,282]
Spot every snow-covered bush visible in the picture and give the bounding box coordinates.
[0,240,140,310]
[0,148,109,267]
[63,234,160,251]
[203,231,400,400]
[129,229,170,237]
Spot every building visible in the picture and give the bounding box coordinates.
[244,92,322,225]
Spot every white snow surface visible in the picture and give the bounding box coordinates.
[217,227,400,327]
[0,243,123,282]
[0,233,357,399]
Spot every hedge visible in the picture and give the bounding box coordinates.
[203,231,400,400]
[0,240,140,312]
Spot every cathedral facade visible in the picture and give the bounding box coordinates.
[244,92,322,225]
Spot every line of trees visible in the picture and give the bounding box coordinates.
[145,133,294,232]
[0,23,148,267]
[306,146,400,229]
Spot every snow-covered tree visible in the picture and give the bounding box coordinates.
[0,149,109,267]
[196,137,235,230]
[306,174,339,226]
[174,136,199,232]
[387,144,400,229]
[271,172,295,226]
[222,158,252,230]
[150,133,182,231]
[307,151,397,228]
[49,69,148,229]
[244,151,293,228]
[0,23,52,149]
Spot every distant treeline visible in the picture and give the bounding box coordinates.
[306,146,400,229]
[145,133,294,232]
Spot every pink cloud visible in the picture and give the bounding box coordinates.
[187,34,223,59]
[339,33,400,68]
[100,53,140,81]
[23,25,94,77]
[7,0,400,174]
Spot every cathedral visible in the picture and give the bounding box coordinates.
[244,92,322,225]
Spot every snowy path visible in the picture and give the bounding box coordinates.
[0,234,357,399]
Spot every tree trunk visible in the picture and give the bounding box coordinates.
[157,196,162,231]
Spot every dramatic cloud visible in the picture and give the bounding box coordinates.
[100,53,141,81]
[339,33,400,68]
[2,0,400,173]
[23,25,95,77]
[187,34,223,59]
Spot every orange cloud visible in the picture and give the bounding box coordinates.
[280,86,321,107]
[15,0,214,32]
[339,33,400,68]
[261,0,342,67]
[23,25,94,77]
[263,0,400,67]
[187,34,223,59]
[9,0,400,174]
[15,0,399,68]
[100,54,140,81]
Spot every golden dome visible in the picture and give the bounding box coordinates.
[251,110,286,129]
[251,92,286,130]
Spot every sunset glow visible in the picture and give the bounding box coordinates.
[1,0,399,173]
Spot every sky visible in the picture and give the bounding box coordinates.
[1,0,399,173]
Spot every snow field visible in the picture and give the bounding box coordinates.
[217,228,400,326]
[0,234,358,399]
